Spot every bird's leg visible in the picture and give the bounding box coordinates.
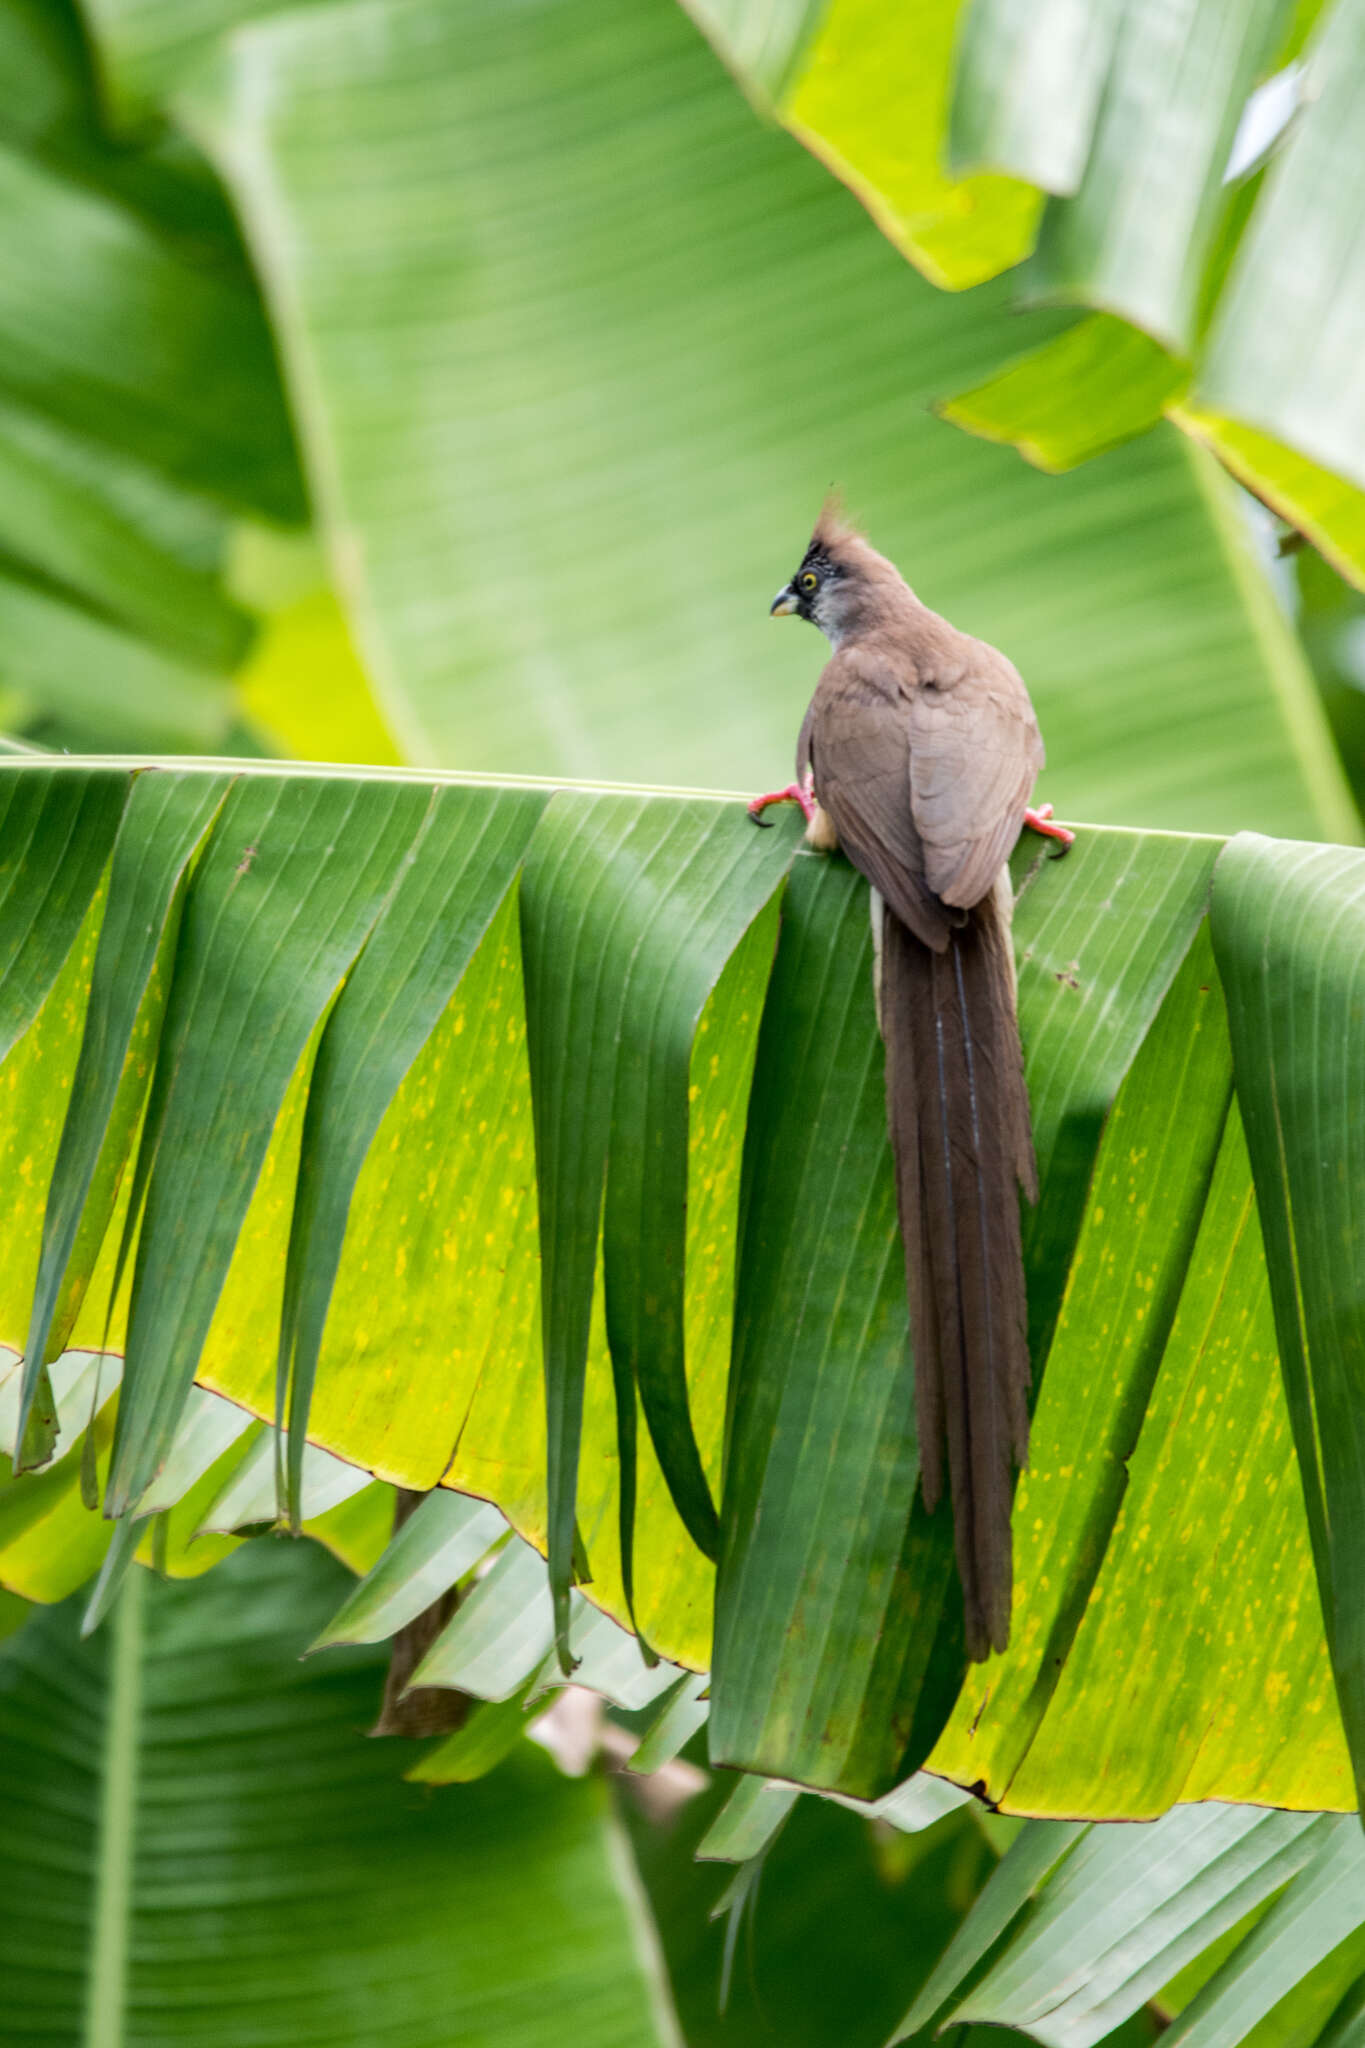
[1023,802,1075,852]
[748,771,817,828]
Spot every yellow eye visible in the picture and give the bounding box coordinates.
[800,571,818,592]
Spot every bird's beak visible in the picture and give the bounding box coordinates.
[770,586,799,616]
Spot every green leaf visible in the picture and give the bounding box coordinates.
[925,921,1231,1794]
[301,1472,393,1574]
[69,0,332,125]
[0,398,251,673]
[629,1671,711,1774]
[705,0,1365,586]
[107,772,436,1514]
[0,140,302,522]
[196,1430,369,1532]
[696,1774,800,1863]
[714,852,959,1796]
[171,0,1354,845]
[132,1382,253,1516]
[0,0,90,150]
[844,1773,975,1832]
[937,315,1187,473]
[0,765,127,1068]
[904,1805,1365,2048]
[895,1819,1087,2039]
[0,570,237,752]
[676,0,825,104]
[278,783,548,1524]
[1195,0,1365,500]
[2,758,1363,1817]
[1211,835,1365,1812]
[1165,1820,1365,2047]
[404,1680,550,1786]
[310,1488,506,1650]
[627,1762,1002,2048]
[18,768,229,1467]
[411,1534,556,1702]
[0,1403,117,1602]
[80,1507,142,1635]
[1,1348,118,1464]
[775,0,1043,289]
[1020,0,1291,355]
[1007,829,1223,1362]
[0,1539,678,2047]
[955,1806,1329,2045]
[948,0,1121,193]
[1321,1973,1365,2048]
[1172,404,1365,591]
[714,828,1218,1798]
[409,1525,677,1710]
[551,1603,681,1711]
[950,1093,1344,1817]
[519,791,794,1661]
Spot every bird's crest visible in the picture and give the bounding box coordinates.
[810,489,862,553]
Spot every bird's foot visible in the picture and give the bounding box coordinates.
[1023,803,1074,853]
[748,774,816,828]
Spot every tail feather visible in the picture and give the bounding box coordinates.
[879,875,1034,1659]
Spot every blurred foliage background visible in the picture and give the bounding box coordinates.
[4,0,1365,2042]
[0,0,1360,836]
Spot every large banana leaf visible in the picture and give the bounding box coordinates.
[0,1536,678,2046]
[36,0,1338,840]
[683,0,1365,592]
[2,755,1364,1820]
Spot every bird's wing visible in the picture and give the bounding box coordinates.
[808,648,955,951]
[907,640,1044,909]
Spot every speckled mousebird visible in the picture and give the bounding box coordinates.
[751,498,1073,1660]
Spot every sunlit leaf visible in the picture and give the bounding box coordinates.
[107,772,435,1513]
[936,316,1186,475]
[0,758,1362,1816]
[18,768,229,1467]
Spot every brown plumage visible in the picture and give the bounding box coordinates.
[769,500,1042,1658]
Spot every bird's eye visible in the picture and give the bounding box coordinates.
[800,571,818,593]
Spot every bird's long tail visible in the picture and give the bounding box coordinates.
[876,873,1036,1660]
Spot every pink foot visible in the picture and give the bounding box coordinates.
[1024,803,1075,852]
[749,774,817,827]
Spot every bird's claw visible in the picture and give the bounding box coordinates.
[1024,803,1075,855]
[748,776,817,827]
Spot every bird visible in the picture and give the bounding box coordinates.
[751,497,1072,1660]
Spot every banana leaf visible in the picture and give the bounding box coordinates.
[0,1536,678,2046]
[1,755,1364,1817]
[902,1800,1365,2048]
[683,0,1365,592]
[72,0,1347,836]
[0,0,1352,827]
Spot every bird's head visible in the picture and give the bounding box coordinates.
[770,495,910,646]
